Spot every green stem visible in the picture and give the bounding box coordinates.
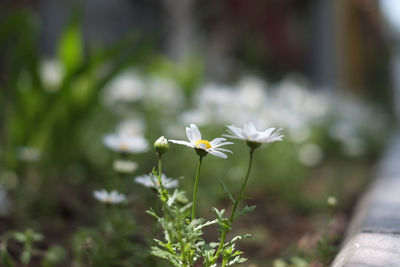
[158,158,162,178]
[213,149,254,263]
[156,155,166,197]
[191,156,203,221]
[229,150,254,221]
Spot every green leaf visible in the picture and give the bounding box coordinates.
[1,250,15,267]
[194,219,217,231]
[13,232,26,243]
[218,179,235,204]
[273,259,288,267]
[211,207,225,219]
[227,255,247,266]
[230,234,252,244]
[42,245,67,267]
[234,205,256,220]
[21,250,31,265]
[290,257,309,267]
[57,16,83,73]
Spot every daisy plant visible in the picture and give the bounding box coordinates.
[170,124,232,220]
[147,122,283,267]
[207,122,283,265]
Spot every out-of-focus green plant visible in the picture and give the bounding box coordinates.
[0,10,152,169]
[273,257,309,267]
[0,228,66,266]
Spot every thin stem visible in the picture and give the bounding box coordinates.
[191,156,203,221]
[158,156,162,177]
[156,155,166,196]
[213,149,254,263]
[229,149,254,221]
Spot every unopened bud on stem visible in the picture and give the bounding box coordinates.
[154,136,169,156]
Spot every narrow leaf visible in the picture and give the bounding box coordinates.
[218,179,235,204]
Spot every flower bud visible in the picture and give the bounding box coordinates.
[154,136,169,156]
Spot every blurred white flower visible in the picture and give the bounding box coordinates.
[327,196,338,207]
[40,59,64,91]
[180,110,209,126]
[93,190,126,204]
[102,71,144,105]
[113,160,138,174]
[225,122,283,145]
[117,119,145,137]
[145,76,184,108]
[298,143,323,166]
[169,124,233,158]
[134,173,178,189]
[198,83,236,108]
[17,147,41,162]
[237,76,267,110]
[103,133,148,153]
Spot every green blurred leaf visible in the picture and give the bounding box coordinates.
[42,245,67,267]
[57,18,83,73]
[21,250,31,265]
[1,250,15,267]
[13,232,26,243]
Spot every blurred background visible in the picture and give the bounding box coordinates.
[0,0,399,266]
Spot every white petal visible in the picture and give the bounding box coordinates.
[260,128,276,138]
[213,141,233,148]
[244,122,256,136]
[222,134,243,140]
[169,139,194,147]
[190,124,202,142]
[186,126,193,143]
[210,137,226,146]
[214,147,233,153]
[207,149,228,158]
[103,135,118,149]
[226,125,246,139]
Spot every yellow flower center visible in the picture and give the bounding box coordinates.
[119,142,129,151]
[195,140,212,149]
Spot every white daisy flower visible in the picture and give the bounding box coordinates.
[103,133,148,153]
[224,122,283,149]
[93,190,126,204]
[169,124,233,158]
[40,59,64,91]
[134,173,178,189]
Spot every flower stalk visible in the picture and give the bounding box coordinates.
[212,148,254,264]
[191,156,203,221]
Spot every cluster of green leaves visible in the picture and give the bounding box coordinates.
[203,207,252,267]
[0,228,66,267]
[148,166,253,267]
[0,10,150,168]
[72,208,154,267]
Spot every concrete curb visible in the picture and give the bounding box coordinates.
[332,138,400,267]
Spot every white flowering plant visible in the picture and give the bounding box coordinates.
[146,123,283,266]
